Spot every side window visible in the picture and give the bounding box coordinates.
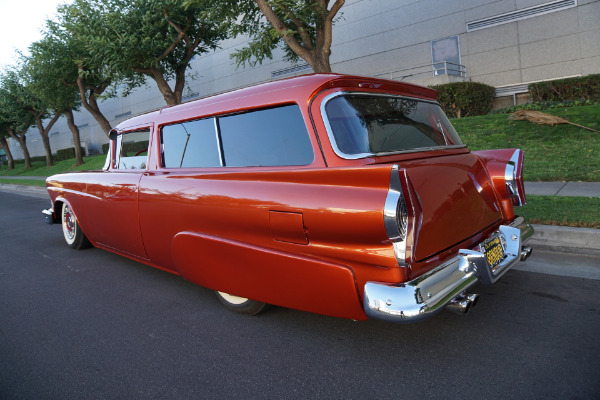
[219,105,313,167]
[113,130,150,170]
[161,118,221,168]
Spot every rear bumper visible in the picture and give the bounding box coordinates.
[363,217,533,323]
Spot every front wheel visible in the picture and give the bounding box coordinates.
[215,291,269,315]
[61,203,91,250]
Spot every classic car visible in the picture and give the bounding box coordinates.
[43,74,533,323]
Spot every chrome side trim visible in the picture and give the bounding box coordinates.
[364,217,534,323]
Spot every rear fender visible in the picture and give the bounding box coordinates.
[473,149,526,219]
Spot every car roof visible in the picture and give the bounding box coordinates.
[114,73,438,132]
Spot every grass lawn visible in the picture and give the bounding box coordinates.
[520,195,600,229]
[0,155,107,178]
[0,178,46,187]
[452,104,600,182]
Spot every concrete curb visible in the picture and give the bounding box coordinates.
[528,224,600,257]
[0,183,49,199]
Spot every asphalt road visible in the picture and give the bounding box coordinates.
[1,191,599,400]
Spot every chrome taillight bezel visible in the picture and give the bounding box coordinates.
[384,165,418,267]
[504,149,526,206]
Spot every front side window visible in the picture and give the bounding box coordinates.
[323,93,463,158]
[113,130,150,170]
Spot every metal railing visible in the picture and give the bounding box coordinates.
[374,62,467,81]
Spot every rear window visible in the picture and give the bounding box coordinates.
[323,93,463,158]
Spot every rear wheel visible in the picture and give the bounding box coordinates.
[61,203,91,250]
[215,291,269,315]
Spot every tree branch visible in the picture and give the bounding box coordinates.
[253,0,312,61]
[274,1,313,51]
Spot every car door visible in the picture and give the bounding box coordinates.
[86,129,150,259]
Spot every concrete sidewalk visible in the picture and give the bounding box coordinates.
[525,182,600,197]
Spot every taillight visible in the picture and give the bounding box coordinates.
[384,166,419,267]
[505,149,526,206]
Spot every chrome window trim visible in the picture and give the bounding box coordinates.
[213,117,225,167]
[320,91,466,160]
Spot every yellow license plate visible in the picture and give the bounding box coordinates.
[483,235,505,268]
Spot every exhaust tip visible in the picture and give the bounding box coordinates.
[446,293,479,316]
[520,246,533,261]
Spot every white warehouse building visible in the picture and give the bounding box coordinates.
[8,0,600,160]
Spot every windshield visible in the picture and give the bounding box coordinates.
[323,93,463,157]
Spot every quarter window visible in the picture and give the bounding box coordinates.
[219,105,313,167]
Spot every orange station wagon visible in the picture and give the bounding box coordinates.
[44,74,533,323]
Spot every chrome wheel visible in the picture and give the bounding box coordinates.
[61,203,91,250]
[62,204,77,245]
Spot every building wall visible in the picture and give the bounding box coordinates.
[9,0,599,159]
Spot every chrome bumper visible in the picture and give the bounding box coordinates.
[42,207,55,225]
[363,217,533,323]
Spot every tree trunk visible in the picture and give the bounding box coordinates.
[76,76,113,136]
[310,51,332,73]
[139,68,180,105]
[0,135,14,170]
[7,128,32,169]
[34,113,60,168]
[65,109,85,166]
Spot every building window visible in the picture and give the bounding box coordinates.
[431,36,461,77]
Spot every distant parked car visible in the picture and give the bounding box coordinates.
[43,74,533,323]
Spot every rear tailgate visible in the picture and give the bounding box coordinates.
[404,152,501,261]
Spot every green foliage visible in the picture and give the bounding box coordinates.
[192,0,344,72]
[493,99,600,114]
[430,81,496,118]
[55,147,87,162]
[0,69,37,135]
[123,140,149,154]
[23,34,82,114]
[529,74,600,102]
[55,0,139,97]
[62,0,226,104]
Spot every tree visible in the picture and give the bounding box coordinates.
[25,34,87,166]
[66,0,226,106]
[9,61,62,168]
[0,128,15,170]
[0,70,36,169]
[205,0,345,73]
[53,2,132,137]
